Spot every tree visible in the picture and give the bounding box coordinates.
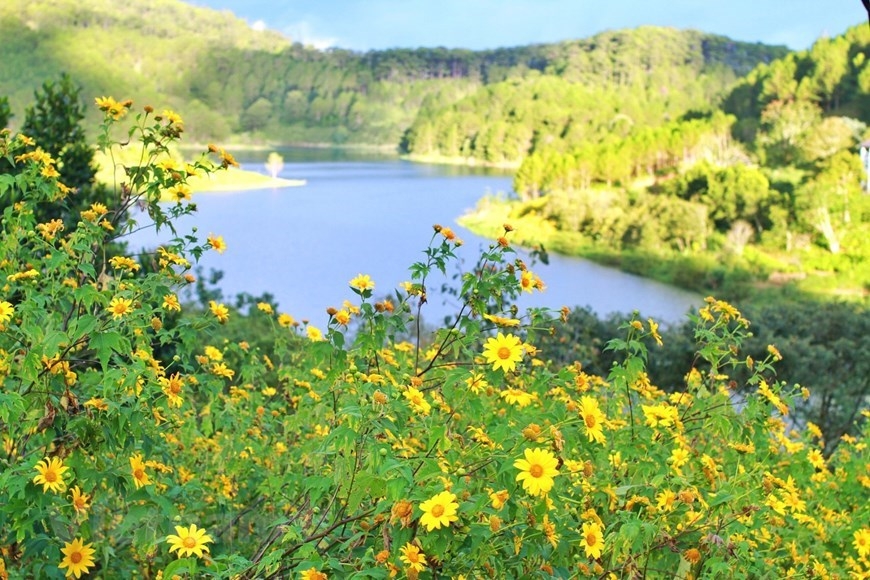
[0,96,10,129]
[9,74,112,229]
[265,152,284,179]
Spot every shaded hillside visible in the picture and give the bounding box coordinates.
[402,27,788,164]
[0,0,788,147]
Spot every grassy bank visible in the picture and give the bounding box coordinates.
[186,167,304,193]
[459,195,869,307]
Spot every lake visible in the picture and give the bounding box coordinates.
[126,149,699,325]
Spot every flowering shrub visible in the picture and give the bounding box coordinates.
[0,103,868,579]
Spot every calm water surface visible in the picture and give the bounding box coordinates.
[127,150,699,325]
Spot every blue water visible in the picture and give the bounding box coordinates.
[124,151,699,325]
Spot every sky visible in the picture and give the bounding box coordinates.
[188,0,865,52]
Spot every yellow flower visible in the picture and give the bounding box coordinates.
[109,256,140,272]
[483,313,521,327]
[579,396,606,444]
[162,294,181,312]
[107,296,133,319]
[0,301,13,325]
[257,302,273,314]
[333,309,351,326]
[482,332,523,373]
[83,398,108,411]
[648,318,663,346]
[519,270,541,293]
[209,300,229,323]
[70,486,91,515]
[162,109,183,126]
[514,447,559,497]
[349,273,375,293]
[854,527,870,558]
[166,524,213,558]
[306,325,324,341]
[36,219,65,240]
[581,521,604,559]
[33,457,69,493]
[58,537,96,578]
[489,489,509,509]
[130,453,151,489]
[418,491,459,531]
[95,95,128,120]
[403,387,431,415]
[299,568,328,580]
[278,313,296,327]
[160,373,185,407]
[399,542,426,573]
[500,388,534,407]
[207,234,227,254]
[167,183,192,201]
[807,448,826,471]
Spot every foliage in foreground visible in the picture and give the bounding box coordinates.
[0,106,868,579]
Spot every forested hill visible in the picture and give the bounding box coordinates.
[0,0,787,146]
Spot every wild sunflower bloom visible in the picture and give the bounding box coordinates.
[306,325,325,341]
[58,537,96,578]
[349,274,375,294]
[519,270,538,293]
[278,313,295,327]
[0,301,13,325]
[70,486,91,515]
[581,521,604,559]
[109,256,140,272]
[403,387,431,415]
[162,293,181,312]
[399,542,426,573]
[299,568,328,580]
[578,396,606,444]
[160,373,185,407]
[166,523,213,558]
[807,448,826,470]
[514,447,559,497]
[500,388,534,408]
[418,490,459,531]
[333,309,351,326]
[490,489,509,509]
[33,457,69,493]
[482,332,523,372]
[854,527,870,558]
[107,296,133,319]
[167,183,192,201]
[209,300,229,323]
[207,234,226,254]
[130,453,151,489]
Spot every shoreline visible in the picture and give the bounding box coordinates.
[187,167,306,194]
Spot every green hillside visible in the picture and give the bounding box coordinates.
[461,24,870,302]
[0,0,788,147]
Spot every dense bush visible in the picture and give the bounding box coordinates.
[0,105,868,579]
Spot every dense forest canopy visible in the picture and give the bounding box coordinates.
[0,0,787,147]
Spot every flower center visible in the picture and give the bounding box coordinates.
[44,470,57,482]
[134,468,145,479]
[586,532,597,546]
[584,414,596,429]
[70,552,82,564]
[497,347,511,360]
[183,536,197,549]
[430,504,445,518]
[529,464,544,478]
